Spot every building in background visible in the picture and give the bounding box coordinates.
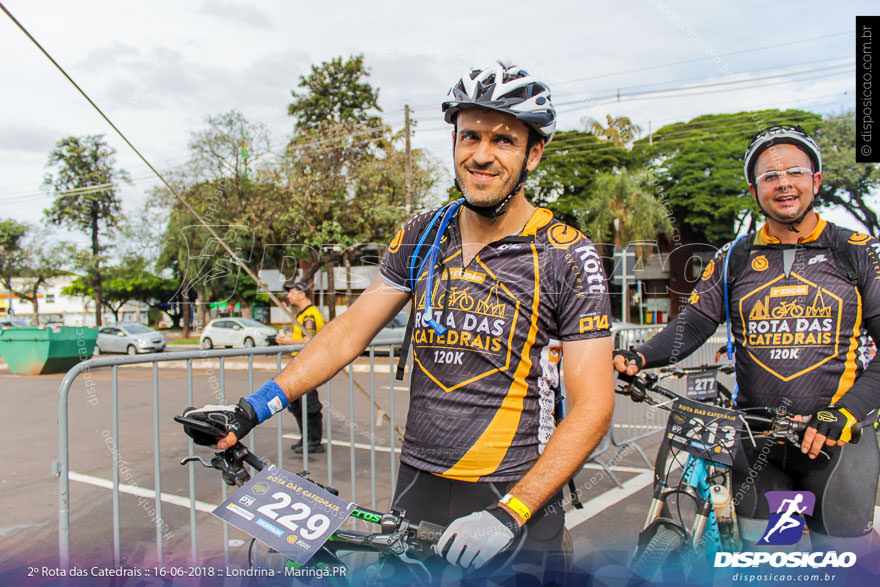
[1,276,149,326]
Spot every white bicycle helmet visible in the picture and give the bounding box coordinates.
[442,63,557,143]
[743,125,822,185]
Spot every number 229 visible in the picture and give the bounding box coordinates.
[256,492,330,540]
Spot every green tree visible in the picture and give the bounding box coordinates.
[43,135,130,326]
[0,220,28,299]
[0,224,69,323]
[63,255,178,323]
[577,169,673,248]
[633,109,822,244]
[282,55,437,318]
[287,54,381,133]
[278,121,437,318]
[526,130,632,225]
[153,111,284,329]
[815,112,880,234]
[584,114,642,146]
[156,183,259,331]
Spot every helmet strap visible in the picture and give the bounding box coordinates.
[752,188,816,233]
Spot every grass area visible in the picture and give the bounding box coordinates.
[168,337,200,345]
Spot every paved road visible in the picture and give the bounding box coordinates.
[1,352,877,584]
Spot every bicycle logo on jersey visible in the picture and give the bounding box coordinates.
[759,491,816,546]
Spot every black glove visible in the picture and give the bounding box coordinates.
[181,398,258,446]
[807,405,859,444]
[613,349,644,369]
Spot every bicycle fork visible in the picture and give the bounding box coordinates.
[642,455,731,555]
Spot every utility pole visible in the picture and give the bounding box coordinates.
[404,104,413,212]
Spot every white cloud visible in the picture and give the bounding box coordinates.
[199,1,273,29]
[0,0,871,226]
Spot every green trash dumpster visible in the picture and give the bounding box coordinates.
[0,326,98,375]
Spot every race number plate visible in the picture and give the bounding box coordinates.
[686,370,718,401]
[213,466,355,565]
[664,396,741,466]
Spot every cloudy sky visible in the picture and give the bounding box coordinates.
[0,0,871,232]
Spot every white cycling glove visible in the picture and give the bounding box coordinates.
[435,507,519,569]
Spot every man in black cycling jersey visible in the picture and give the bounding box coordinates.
[181,63,614,581]
[614,125,880,552]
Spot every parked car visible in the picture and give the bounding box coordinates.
[200,317,277,349]
[96,323,167,355]
[370,311,408,347]
[0,317,30,330]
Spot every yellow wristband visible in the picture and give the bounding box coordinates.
[500,494,531,522]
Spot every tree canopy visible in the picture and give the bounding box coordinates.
[584,114,642,146]
[527,130,632,226]
[577,168,673,249]
[43,135,130,325]
[0,219,28,287]
[0,222,69,322]
[815,111,880,235]
[153,57,441,322]
[633,109,822,244]
[63,255,179,323]
[288,54,381,133]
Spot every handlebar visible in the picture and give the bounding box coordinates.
[615,372,862,447]
[173,415,442,557]
[657,363,736,376]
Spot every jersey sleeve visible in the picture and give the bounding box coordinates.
[549,228,612,341]
[379,211,436,293]
[683,242,731,325]
[853,234,880,323]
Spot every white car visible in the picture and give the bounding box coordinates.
[0,318,30,330]
[200,318,277,349]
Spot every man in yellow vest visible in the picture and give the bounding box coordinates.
[276,281,326,453]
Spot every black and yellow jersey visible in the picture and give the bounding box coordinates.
[687,217,880,415]
[380,207,611,482]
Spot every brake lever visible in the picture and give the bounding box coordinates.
[178,442,254,486]
[180,455,213,469]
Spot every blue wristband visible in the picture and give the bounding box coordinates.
[245,380,289,423]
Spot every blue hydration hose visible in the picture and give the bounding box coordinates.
[415,199,463,336]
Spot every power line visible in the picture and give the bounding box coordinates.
[568,54,850,103]
[558,62,853,108]
[552,31,852,87]
[0,1,290,315]
[0,14,855,208]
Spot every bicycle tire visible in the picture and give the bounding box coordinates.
[631,526,685,580]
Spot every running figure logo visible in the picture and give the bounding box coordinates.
[759,491,816,545]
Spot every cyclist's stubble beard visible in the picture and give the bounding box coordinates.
[454,151,527,210]
[754,182,816,229]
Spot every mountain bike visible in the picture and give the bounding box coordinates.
[614,364,862,581]
[173,415,446,585]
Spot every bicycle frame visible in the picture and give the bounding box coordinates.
[637,373,739,558]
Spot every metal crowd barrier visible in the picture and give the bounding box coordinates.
[56,343,405,568]
[56,327,736,568]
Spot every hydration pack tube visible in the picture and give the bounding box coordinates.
[395,200,463,381]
